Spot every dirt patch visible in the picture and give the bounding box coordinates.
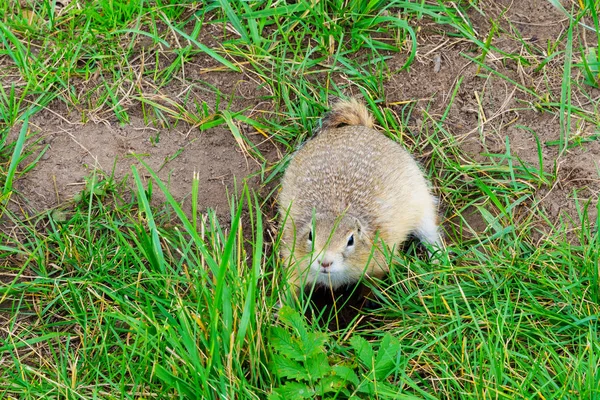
[11,112,255,223]
[384,0,600,232]
[5,54,280,226]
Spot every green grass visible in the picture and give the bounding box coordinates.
[1,0,600,398]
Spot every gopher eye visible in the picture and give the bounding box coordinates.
[347,234,354,247]
[308,230,313,242]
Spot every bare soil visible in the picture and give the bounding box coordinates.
[388,0,600,234]
[7,72,276,225]
[13,111,256,222]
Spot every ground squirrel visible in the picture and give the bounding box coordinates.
[278,98,442,296]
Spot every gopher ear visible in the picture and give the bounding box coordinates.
[354,217,370,238]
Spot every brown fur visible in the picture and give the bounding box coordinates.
[319,98,374,131]
[279,98,441,298]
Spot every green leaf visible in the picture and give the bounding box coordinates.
[305,352,332,382]
[355,378,376,396]
[270,326,307,361]
[153,364,196,398]
[3,112,29,196]
[241,3,309,19]
[279,306,308,337]
[317,374,350,396]
[300,332,329,360]
[275,306,328,360]
[332,365,360,387]
[273,382,315,399]
[216,0,250,43]
[131,167,166,274]
[161,17,241,72]
[268,392,284,400]
[350,335,374,366]
[273,354,310,381]
[374,333,401,380]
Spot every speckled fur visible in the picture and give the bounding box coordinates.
[279,99,441,294]
[318,97,374,131]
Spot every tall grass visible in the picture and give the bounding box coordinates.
[1,172,275,398]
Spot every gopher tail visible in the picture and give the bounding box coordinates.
[319,98,374,131]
